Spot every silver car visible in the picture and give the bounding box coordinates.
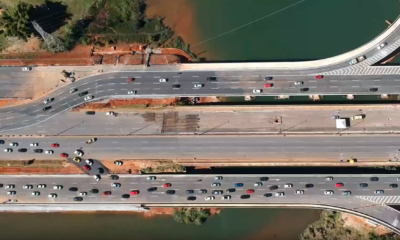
[211,183,221,187]
[295,190,304,194]
[159,78,168,83]
[194,84,203,88]
[377,42,387,50]
[253,89,262,93]
[374,190,384,194]
[128,91,137,95]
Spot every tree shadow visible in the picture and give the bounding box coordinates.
[29,1,72,34]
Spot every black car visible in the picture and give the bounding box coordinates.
[166,190,176,195]
[42,106,52,111]
[207,77,217,81]
[110,175,119,180]
[264,76,273,80]
[305,184,314,188]
[78,91,88,97]
[121,194,130,199]
[34,149,43,153]
[370,88,378,92]
[90,189,99,194]
[198,189,207,194]
[360,183,368,188]
[86,111,96,115]
[97,168,105,174]
[300,88,309,92]
[264,193,273,198]
[269,185,278,190]
[69,187,78,192]
[172,84,181,89]
[147,187,157,192]
[18,148,27,153]
[187,196,196,201]
[390,184,398,188]
[186,190,194,194]
[370,177,379,181]
[0,140,4,144]
[260,177,269,181]
[226,188,236,193]
[73,197,83,202]
[240,194,251,199]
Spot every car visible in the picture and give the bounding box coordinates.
[315,75,323,79]
[275,192,285,197]
[43,98,54,104]
[147,176,156,181]
[331,115,340,119]
[253,89,262,93]
[215,176,223,180]
[335,183,344,187]
[284,184,293,188]
[78,192,87,196]
[194,84,203,88]
[112,183,121,188]
[377,42,387,50]
[172,84,181,89]
[370,88,378,92]
[84,95,94,101]
[207,77,217,81]
[264,193,273,198]
[324,190,334,195]
[305,184,314,188]
[86,138,97,144]
[94,175,101,181]
[83,165,91,171]
[166,190,175,195]
[187,196,196,201]
[186,190,194,194]
[23,185,33,189]
[103,191,112,196]
[60,153,68,158]
[205,196,215,201]
[300,88,309,92]
[359,183,368,188]
[260,177,269,181]
[42,106,52,111]
[69,88,78,94]
[32,191,40,196]
[73,197,83,202]
[30,143,38,147]
[241,194,251,199]
[226,188,236,193]
[9,142,18,147]
[114,160,123,166]
[78,91,88,97]
[85,159,93,165]
[90,189,99,194]
[4,148,12,153]
[247,189,255,194]
[390,184,398,188]
[7,191,16,195]
[37,184,46,188]
[198,189,207,194]
[375,190,384,194]
[147,187,157,192]
[234,183,243,187]
[295,190,304,194]
[110,175,119,180]
[370,177,379,181]
[212,190,223,195]
[342,191,351,196]
[128,91,137,95]
[357,55,366,62]
[48,193,57,198]
[269,185,278,190]
[294,81,303,85]
[222,195,231,200]
[0,140,4,144]
[122,194,130,199]
[22,67,32,71]
[349,59,358,65]
[106,111,115,116]
[34,149,43,153]
[127,78,135,82]
[97,167,105,174]
[212,183,221,187]
[73,157,81,163]
[51,144,59,148]
[74,150,84,156]
[45,150,54,154]
[130,190,140,195]
[264,83,273,88]
[264,77,273,80]
[254,182,263,187]
[163,183,171,188]
[6,185,15,189]
[159,78,168,82]
[53,185,63,190]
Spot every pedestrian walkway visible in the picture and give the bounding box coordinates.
[356,195,400,205]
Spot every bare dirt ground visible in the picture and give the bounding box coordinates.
[342,213,392,236]
[72,98,180,111]
[0,160,83,175]
[142,207,221,218]
[101,159,186,174]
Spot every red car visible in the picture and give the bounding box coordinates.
[60,153,68,158]
[130,190,139,195]
[51,143,59,147]
[335,183,344,187]
[127,78,135,82]
[83,165,91,171]
[163,183,171,188]
[103,191,112,196]
[264,83,273,88]
[315,75,323,79]
[246,189,255,194]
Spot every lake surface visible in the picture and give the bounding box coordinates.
[0,208,320,240]
[147,0,400,62]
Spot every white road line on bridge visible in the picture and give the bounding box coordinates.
[21,120,28,123]
[351,80,360,81]
[330,86,338,88]
[134,83,141,84]
[107,89,115,91]
[107,83,115,85]
[173,76,180,78]
[153,76,160,78]
[309,86,316,88]
[96,84,103,88]
[19,114,26,117]
[95,79,103,82]
[330,80,337,82]
[192,76,199,77]
[120,89,127,90]
[59,97,66,101]
[61,102,68,106]
[83,88,90,91]
[153,88,161,90]
[373,86,381,87]
[120,83,128,84]
[56,91,64,96]
[81,82,89,85]
[308,80,316,82]
[20,108,26,111]
[153,82,160,84]
[108,77,115,79]
[212,88,220,89]
[73,97,80,101]
[352,86,359,88]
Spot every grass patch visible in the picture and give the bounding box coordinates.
[0,160,66,168]
[141,161,186,173]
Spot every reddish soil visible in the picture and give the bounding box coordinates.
[142,207,221,218]
[0,99,19,107]
[0,163,82,175]
[72,98,179,111]
[101,159,183,174]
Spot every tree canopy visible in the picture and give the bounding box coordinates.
[1,1,33,41]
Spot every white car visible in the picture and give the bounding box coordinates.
[128,91,137,95]
[159,78,168,82]
[147,176,156,181]
[114,160,123,165]
[294,81,303,85]
[375,190,384,194]
[53,185,63,190]
[23,185,33,189]
[32,191,40,196]
[324,190,334,195]
[211,183,221,187]
[85,159,93,165]
[30,143,38,147]
[4,148,12,153]
[7,191,16,195]
[357,55,366,62]
[377,42,387,50]
[111,183,121,188]
[94,175,101,181]
[194,84,203,88]
[253,89,262,93]
[78,192,87,196]
[295,190,304,195]
[106,111,115,116]
[48,194,57,198]
[254,182,263,187]
[275,192,285,197]
[9,142,18,147]
[45,150,54,154]
[284,184,293,188]
[222,195,231,200]
[74,150,83,156]
[349,59,358,65]
[69,88,78,94]
[22,67,31,71]
[43,98,53,104]
[6,185,15,189]
[325,177,333,181]
[84,95,94,101]
[205,196,215,201]
[214,176,223,180]
[37,184,46,188]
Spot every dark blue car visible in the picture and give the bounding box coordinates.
[234,183,243,187]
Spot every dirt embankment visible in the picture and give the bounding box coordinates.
[142,207,221,218]
[0,160,83,175]
[341,213,391,236]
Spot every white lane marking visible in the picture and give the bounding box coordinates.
[330,86,338,88]
[73,97,80,101]
[192,76,199,77]
[61,102,68,106]
[21,120,28,123]
[108,89,115,91]
[330,80,337,82]
[212,88,220,89]
[135,76,141,78]
[56,91,64,96]
[308,80,316,82]
[373,80,381,81]
[120,83,128,85]
[134,83,141,85]
[96,84,103,88]
[251,75,258,77]
[173,76,180,78]
[231,76,240,77]
[153,88,161,90]
[153,82,160,84]
[108,83,115,85]
[95,79,103,82]
[19,114,26,117]
[59,97,66,101]
[352,80,360,81]
[20,108,26,111]
[309,86,316,88]
[97,90,105,93]
[153,76,160,78]
[81,82,89,85]
[6,117,14,120]
[83,88,90,91]
[120,89,128,90]
[108,77,115,79]
[352,86,359,88]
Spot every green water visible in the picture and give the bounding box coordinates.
[0,209,320,240]
[189,0,400,62]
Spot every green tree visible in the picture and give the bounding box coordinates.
[1,1,32,41]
